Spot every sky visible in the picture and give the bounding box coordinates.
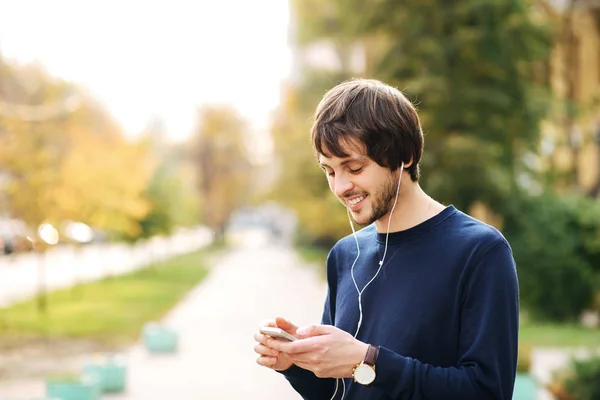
[0,0,292,143]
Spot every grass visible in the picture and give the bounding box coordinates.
[0,247,217,348]
[518,321,600,372]
[520,322,600,348]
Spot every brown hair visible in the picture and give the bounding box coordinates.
[311,78,424,181]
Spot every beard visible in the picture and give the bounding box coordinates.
[349,171,399,226]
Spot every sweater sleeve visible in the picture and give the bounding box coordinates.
[373,239,519,400]
[280,250,338,399]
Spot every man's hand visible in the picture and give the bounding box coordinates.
[268,324,368,379]
[254,317,299,371]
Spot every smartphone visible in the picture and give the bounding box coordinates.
[260,326,297,342]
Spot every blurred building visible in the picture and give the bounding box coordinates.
[285,6,366,86]
[541,0,600,194]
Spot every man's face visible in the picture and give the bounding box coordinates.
[318,140,398,226]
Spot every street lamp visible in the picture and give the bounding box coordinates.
[35,223,59,313]
[61,221,94,294]
[63,221,94,244]
[38,223,59,245]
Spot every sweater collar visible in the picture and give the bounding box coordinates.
[375,205,457,244]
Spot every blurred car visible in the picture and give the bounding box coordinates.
[225,209,273,247]
[0,218,34,255]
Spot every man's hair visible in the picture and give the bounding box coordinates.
[311,78,424,181]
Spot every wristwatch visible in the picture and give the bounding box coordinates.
[352,344,378,385]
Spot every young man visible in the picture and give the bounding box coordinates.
[254,79,519,399]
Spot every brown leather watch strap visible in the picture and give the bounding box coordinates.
[364,344,379,366]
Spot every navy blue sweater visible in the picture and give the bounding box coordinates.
[282,206,519,399]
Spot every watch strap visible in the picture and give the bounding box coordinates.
[364,344,379,366]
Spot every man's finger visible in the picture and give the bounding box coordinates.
[256,355,277,368]
[254,342,280,357]
[275,317,298,333]
[269,336,317,354]
[254,332,270,346]
[296,324,335,337]
[260,320,277,328]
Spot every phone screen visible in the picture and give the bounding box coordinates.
[261,327,296,342]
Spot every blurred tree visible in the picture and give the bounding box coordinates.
[189,106,252,241]
[503,191,600,321]
[0,60,156,313]
[271,76,350,247]
[364,0,553,213]
[0,59,154,240]
[270,0,386,245]
[48,126,153,240]
[0,63,77,233]
[137,117,202,238]
[273,0,553,246]
[138,152,202,238]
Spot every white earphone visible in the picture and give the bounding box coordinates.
[330,162,404,400]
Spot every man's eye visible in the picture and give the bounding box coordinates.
[322,168,334,177]
[349,167,363,174]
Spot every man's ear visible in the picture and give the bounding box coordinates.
[403,157,414,169]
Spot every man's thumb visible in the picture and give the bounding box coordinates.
[296,324,332,337]
[275,317,298,333]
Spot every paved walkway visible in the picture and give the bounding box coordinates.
[0,239,328,399]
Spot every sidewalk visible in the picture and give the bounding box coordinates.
[0,239,328,399]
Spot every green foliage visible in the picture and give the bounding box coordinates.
[290,0,366,45]
[367,0,553,213]
[551,356,600,400]
[297,244,329,266]
[270,70,354,242]
[139,155,201,238]
[563,357,600,400]
[274,0,554,246]
[504,191,600,321]
[296,244,330,280]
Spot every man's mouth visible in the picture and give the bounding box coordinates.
[347,195,367,209]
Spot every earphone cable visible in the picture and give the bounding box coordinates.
[331,163,404,400]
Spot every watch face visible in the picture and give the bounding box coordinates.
[354,364,376,385]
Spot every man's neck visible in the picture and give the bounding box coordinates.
[374,182,445,233]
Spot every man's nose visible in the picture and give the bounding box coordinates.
[333,174,353,198]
